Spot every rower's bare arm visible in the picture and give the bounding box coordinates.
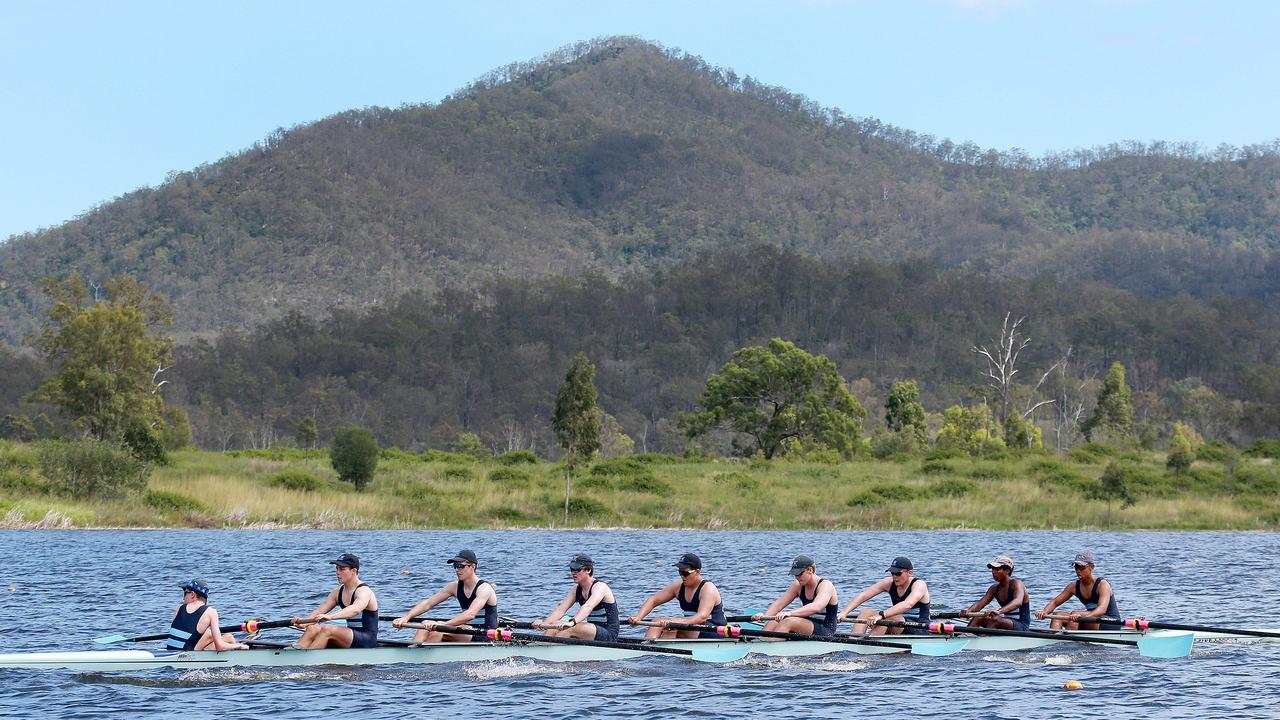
[299,588,340,623]
[1037,583,1074,618]
[450,584,496,625]
[396,588,453,625]
[690,584,721,624]
[997,581,1027,614]
[537,592,576,628]
[964,586,998,615]
[630,584,676,623]
[1086,580,1113,618]
[884,583,926,618]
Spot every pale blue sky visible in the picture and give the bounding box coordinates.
[2,0,1278,242]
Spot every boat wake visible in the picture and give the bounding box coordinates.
[738,656,871,673]
[980,653,1074,666]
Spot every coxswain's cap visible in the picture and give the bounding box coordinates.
[447,549,478,565]
[987,555,1014,570]
[789,555,816,576]
[674,552,702,570]
[178,579,209,598]
[329,552,361,569]
[887,557,914,573]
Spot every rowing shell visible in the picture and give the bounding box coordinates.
[0,629,1273,671]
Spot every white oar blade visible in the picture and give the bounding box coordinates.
[909,638,969,657]
[1137,631,1193,658]
[93,634,127,645]
[691,645,752,663]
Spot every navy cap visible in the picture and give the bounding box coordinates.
[329,552,361,569]
[447,549,478,565]
[887,557,914,573]
[674,552,702,570]
[789,555,816,576]
[178,579,209,598]
[569,553,594,570]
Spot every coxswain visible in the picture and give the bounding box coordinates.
[959,554,1031,630]
[754,555,839,637]
[391,549,498,642]
[168,579,247,651]
[627,552,727,638]
[839,556,932,635]
[291,552,379,648]
[1036,550,1121,630]
[533,553,620,641]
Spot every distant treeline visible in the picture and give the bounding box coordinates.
[0,247,1213,451]
[3,37,1280,344]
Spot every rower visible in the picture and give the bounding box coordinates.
[839,556,931,635]
[754,555,839,637]
[168,579,247,651]
[290,552,380,648]
[1036,550,1121,630]
[390,549,498,642]
[959,554,1031,630]
[627,552,727,639]
[533,553,620,642]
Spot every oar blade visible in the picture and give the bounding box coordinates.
[93,634,128,645]
[691,645,752,663]
[908,638,969,657]
[1137,631,1193,659]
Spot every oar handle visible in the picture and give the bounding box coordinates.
[1124,618,1280,639]
[724,614,777,623]
[1045,613,1121,624]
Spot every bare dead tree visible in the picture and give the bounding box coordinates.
[973,313,1060,446]
[1052,346,1095,452]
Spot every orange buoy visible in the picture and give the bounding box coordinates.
[1063,680,1083,690]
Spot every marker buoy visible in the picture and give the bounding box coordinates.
[1063,680,1083,690]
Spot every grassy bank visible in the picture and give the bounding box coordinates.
[1,442,1278,530]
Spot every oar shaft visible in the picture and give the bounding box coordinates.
[1126,619,1280,639]
[400,621,694,657]
[878,619,1139,647]
[654,620,912,650]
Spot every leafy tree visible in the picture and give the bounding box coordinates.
[1096,460,1137,524]
[1166,422,1200,474]
[454,431,490,460]
[1081,362,1134,445]
[1003,413,1043,450]
[295,416,317,449]
[28,275,173,442]
[552,352,602,524]
[159,406,193,451]
[37,439,149,499]
[935,404,1006,457]
[330,426,379,490]
[599,412,635,458]
[884,380,927,445]
[681,339,866,459]
[122,417,167,464]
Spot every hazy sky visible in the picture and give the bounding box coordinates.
[2,0,1278,241]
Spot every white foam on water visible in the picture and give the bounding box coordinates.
[736,656,870,673]
[463,659,556,680]
[1043,654,1074,665]
[979,653,1074,666]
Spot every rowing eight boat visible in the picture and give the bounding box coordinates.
[0,627,1274,671]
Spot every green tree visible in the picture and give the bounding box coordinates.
[935,404,1005,456]
[330,426,379,490]
[295,416,317,449]
[28,275,174,442]
[681,339,866,459]
[552,352,602,524]
[1166,422,1200,474]
[1081,362,1134,445]
[884,380,927,444]
[158,406,193,451]
[1096,460,1137,524]
[454,431,490,460]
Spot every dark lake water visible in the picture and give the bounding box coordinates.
[1,529,1278,719]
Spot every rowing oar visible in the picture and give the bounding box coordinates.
[877,619,1193,659]
[93,618,304,645]
[1121,618,1280,640]
[632,620,967,657]
[398,621,748,663]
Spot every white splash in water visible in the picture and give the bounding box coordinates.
[463,659,555,680]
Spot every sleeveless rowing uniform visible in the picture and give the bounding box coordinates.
[167,603,209,650]
[797,578,839,637]
[336,583,379,648]
[1074,578,1121,630]
[457,578,498,642]
[575,580,619,642]
[995,579,1030,631]
[678,580,727,639]
[888,578,931,635]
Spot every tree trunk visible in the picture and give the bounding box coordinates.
[563,464,572,526]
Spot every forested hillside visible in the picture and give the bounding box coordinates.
[3,37,1280,344]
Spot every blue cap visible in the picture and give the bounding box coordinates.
[329,552,361,569]
[178,579,209,598]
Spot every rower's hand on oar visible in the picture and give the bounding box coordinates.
[626,615,641,625]
[774,611,790,620]
[391,616,409,629]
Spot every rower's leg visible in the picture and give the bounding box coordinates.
[852,609,886,635]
